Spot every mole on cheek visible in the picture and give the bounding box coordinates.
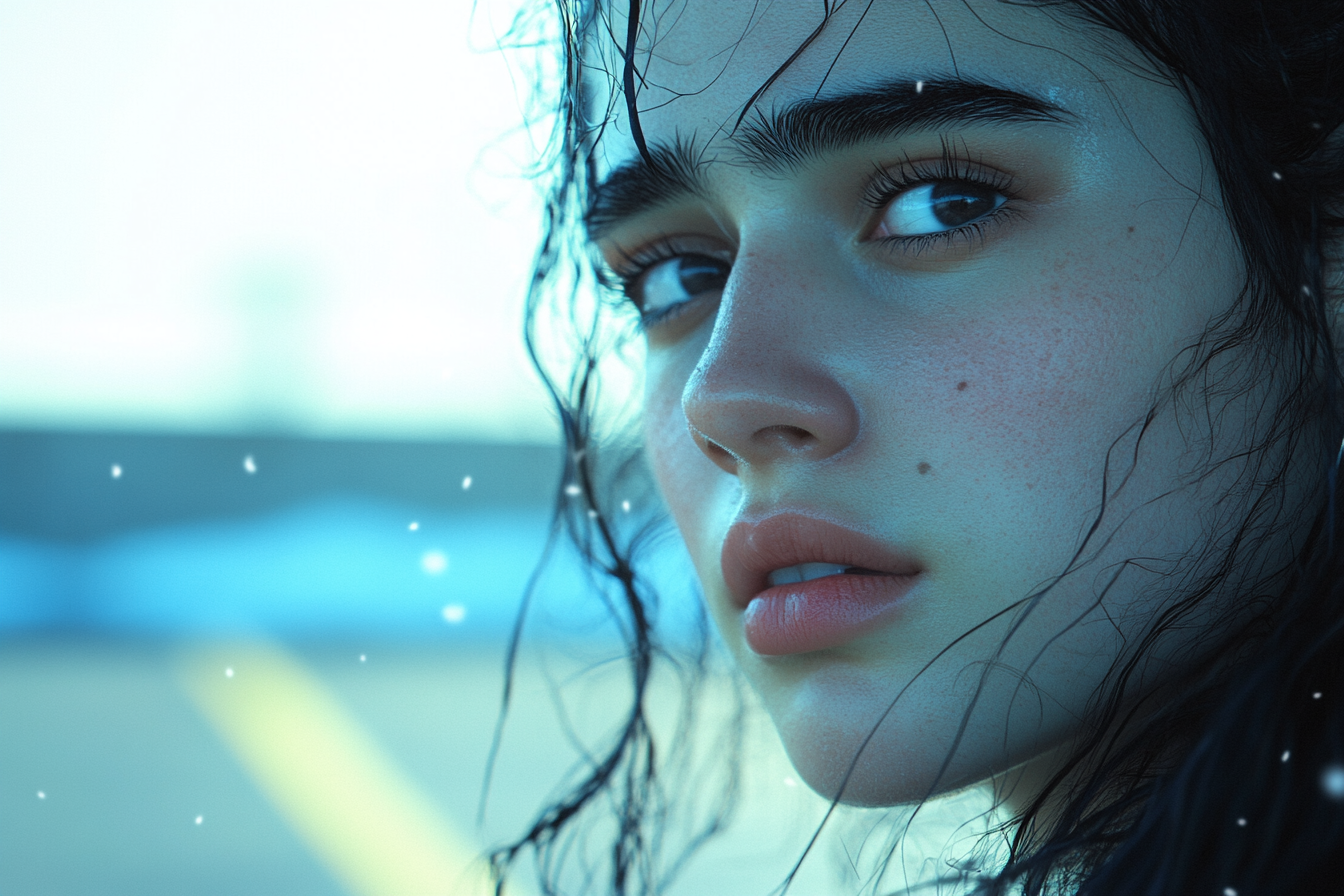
[918,462,931,475]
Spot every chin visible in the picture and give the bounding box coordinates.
[779,724,961,807]
[768,681,989,808]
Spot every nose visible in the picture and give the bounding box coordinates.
[680,249,862,476]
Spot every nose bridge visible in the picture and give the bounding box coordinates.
[681,241,861,471]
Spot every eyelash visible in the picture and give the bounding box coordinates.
[860,147,1020,254]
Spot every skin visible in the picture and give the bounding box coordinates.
[591,0,1308,815]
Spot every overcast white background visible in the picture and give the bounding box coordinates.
[0,0,560,443]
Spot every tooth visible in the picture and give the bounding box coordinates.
[798,563,847,581]
[767,563,848,586]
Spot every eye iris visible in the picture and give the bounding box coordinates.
[929,182,998,228]
[631,253,729,319]
[676,255,728,296]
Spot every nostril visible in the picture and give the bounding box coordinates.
[705,440,736,464]
[689,424,739,474]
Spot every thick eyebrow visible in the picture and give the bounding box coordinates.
[586,78,1072,241]
[586,136,710,242]
[736,78,1072,171]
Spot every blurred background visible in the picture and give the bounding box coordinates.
[0,3,997,894]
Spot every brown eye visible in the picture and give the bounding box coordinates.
[877,182,1006,237]
[632,253,730,320]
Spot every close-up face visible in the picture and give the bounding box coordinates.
[590,0,1308,808]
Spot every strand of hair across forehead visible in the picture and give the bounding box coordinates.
[622,0,652,165]
[811,0,879,98]
[731,5,835,134]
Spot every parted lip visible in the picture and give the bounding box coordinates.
[721,512,923,608]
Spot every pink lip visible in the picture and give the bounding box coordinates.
[721,513,923,656]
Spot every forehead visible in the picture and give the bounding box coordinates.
[591,0,1153,171]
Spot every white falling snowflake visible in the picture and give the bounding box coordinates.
[462,475,472,490]
[565,483,582,497]
[195,815,204,825]
[622,500,631,513]
[441,604,466,624]
[36,791,45,800]
[243,455,256,474]
[1236,817,1247,827]
[1282,750,1291,763]
[1321,764,1344,800]
[421,550,448,575]
[359,654,367,663]
[408,521,419,532]
[224,668,234,678]
[110,464,122,479]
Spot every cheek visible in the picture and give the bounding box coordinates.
[897,294,1124,490]
[886,260,1208,587]
[958,318,1113,464]
[643,377,694,501]
[927,229,1222,483]
[642,351,730,575]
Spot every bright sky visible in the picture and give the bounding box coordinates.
[0,0,561,443]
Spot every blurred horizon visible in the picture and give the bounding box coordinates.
[0,426,705,643]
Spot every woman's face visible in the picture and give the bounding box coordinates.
[592,1,1271,805]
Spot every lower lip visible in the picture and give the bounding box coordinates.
[742,573,920,655]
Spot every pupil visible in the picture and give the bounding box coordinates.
[677,255,727,296]
[930,182,995,227]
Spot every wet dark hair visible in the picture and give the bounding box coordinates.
[485,1,1344,893]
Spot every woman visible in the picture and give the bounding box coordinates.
[488,1,1344,893]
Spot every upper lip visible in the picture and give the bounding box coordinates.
[721,512,923,608]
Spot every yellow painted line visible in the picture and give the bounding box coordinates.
[177,641,495,896]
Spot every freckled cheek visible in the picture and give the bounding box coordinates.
[935,324,1117,489]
